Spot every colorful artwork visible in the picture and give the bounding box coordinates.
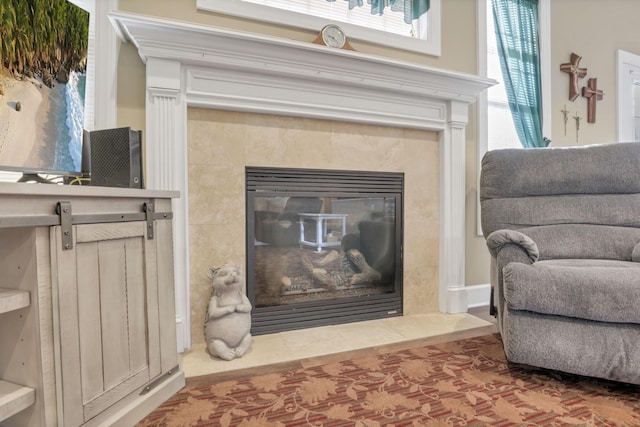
[0,0,89,173]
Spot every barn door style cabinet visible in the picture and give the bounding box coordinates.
[0,183,185,426]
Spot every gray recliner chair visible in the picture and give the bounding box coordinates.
[480,142,640,385]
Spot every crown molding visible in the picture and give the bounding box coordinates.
[109,12,494,112]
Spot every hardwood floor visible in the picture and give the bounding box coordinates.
[468,305,497,324]
[186,307,499,387]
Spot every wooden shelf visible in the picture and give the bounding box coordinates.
[0,380,35,422]
[0,289,30,315]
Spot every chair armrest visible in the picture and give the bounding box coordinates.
[254,210,279,222]
[486,230,538,321]
[633,243,640,262]
[486,229,539,263]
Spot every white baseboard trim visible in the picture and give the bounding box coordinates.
[176,315,185,353]
[445,285,468,314]
[466,283,491,309]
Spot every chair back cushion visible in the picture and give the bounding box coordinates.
[480,143,640,237]
[283,197,323,214]
[520,224,640,261]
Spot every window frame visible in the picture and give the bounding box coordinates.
[616,49,640,142]
[69,0,118,131]
[196,0,441,56]
[476,0,550,235]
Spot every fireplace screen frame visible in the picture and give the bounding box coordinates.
[246,167,404,335]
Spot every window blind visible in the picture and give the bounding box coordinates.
[239,0,424,38]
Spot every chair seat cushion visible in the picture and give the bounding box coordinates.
[503,259,640,324]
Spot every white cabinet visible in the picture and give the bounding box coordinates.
[0,183,185,426]
[0,227,45,426]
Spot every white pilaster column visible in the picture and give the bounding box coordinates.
[146,57,190,351]
[440,101,469,313]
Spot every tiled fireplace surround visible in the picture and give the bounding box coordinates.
[110,13,494,354]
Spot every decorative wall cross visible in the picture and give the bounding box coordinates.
[561,105,570,136]
[581,78,604,123]
[574,113,582,143]
[560,53,587,101]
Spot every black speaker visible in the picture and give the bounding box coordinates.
[82,127,143,188]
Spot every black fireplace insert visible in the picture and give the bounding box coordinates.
[246,167,403,335]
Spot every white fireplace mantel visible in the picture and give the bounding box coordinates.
[109,11,495,351]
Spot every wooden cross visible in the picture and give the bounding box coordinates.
[560,53,587,101]
[582,78,604,123]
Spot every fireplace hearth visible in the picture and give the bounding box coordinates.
[247,167,403,335]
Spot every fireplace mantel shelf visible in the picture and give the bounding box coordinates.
[109,12,492,106]
[109,11,495,351]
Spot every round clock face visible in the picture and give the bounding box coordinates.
[321,25,346,48]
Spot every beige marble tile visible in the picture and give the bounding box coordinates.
[280,116,331,145]
[330,123,405,172]
[188,225,243,282]
[186,109,445,348]
[180,313,492,378]
[188,164,244,226]
[403,273,439,314]
[188,221,246,276]
[188,221,247,345]
[188,111,247,167]
[189,282,210,347]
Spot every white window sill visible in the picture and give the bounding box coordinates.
[196,0,441,56]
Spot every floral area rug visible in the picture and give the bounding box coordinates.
[137,334,640,426]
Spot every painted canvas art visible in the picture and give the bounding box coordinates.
[0,0,89,174]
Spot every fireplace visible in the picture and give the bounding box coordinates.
[110,12,495,350]
[247,167,403,335]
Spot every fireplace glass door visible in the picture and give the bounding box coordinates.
[246,167,403,335]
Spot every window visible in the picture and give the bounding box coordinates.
[485,0,520,151]
[477,0,549,233]
[196,0,441,55]
[238,0,425,38]
[616,50,640,142]
[66,0,114,130]
[481,0,550,152]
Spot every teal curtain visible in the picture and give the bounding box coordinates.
[326,0,430,24]
[492,0,549,148]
